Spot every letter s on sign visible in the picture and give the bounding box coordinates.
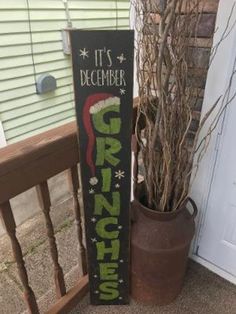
[99,282,119,300]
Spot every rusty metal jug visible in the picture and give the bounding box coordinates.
[130,192,197,305]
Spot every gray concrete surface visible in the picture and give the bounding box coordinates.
[0,198,236,314]
[0,170,72,236]
[0,193,85,314]
[72,261,236,314]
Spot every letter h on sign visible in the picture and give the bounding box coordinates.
[70,30,134,305]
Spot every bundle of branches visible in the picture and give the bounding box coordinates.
[134,0,236,212]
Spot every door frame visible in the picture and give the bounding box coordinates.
[190,0,236,284]
[191,254,236,285]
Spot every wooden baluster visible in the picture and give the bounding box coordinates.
[36,181,66,299]
[68,166,87,275]
[0,201,39,314]
[132,134,139,196]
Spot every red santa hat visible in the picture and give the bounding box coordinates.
[83,93,120,179]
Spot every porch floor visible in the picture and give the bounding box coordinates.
[72,260,236,314]
[0,199,235,314]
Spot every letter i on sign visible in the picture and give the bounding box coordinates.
[70,30,134,305]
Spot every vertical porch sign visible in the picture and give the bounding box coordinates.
[70,30,134,305]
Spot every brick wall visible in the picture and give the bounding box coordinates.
[187,0,220,138]
[146,0,220,140]
[137,0,220,179]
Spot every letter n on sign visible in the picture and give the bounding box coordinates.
[70,30,134,305]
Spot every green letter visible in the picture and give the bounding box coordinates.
[96,217,119,239]
[94,192,120,216]
[92,105,121,134]
[96,239,120,260]
[96,137,121,167]
[101,168,111,192]
[99,282,119,300]
[99,263,118,281]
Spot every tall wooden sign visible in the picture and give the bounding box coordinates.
[70,30,134,305]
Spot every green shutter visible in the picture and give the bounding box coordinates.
[0,0,130,143]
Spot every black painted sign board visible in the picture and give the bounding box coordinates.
[70,30,134,305]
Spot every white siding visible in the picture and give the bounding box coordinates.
[0,0,130,143]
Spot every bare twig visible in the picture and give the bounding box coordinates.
[134,0,235,212]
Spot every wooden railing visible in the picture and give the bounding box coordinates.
[0,98,139,313]
[0,122,88,314]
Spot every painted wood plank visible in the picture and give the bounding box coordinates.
[46,275,88,314]
[0,121,78,200]
[71,29,134,305]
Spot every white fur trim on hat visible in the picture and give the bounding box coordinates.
[89,97,120,114]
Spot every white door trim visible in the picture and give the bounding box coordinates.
[190,0,236,282]
[191,254,236,285]
[0,120,6,148]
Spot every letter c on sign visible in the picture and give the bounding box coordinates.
[95,217,119,239]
